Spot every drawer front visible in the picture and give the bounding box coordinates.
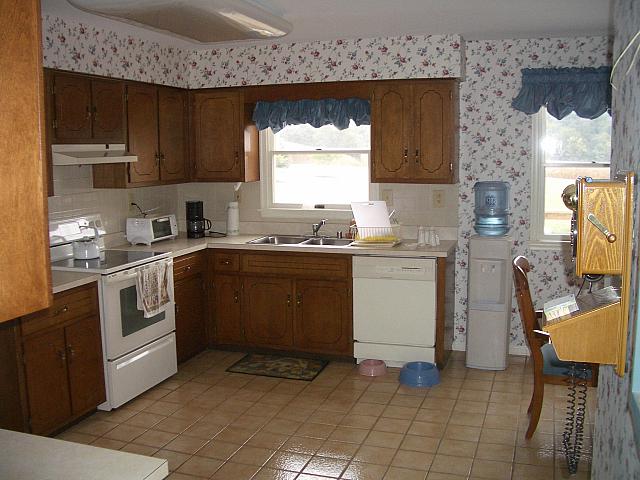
[173,251,205,282]
[22,283,98,337]
[212,251,240,272]
[242,252,350,279]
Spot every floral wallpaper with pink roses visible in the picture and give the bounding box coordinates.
[592,0,640,478]
[42,15,189,87]
[456,36,611,352]
[187,34,462,88]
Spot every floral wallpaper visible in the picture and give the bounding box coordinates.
[454,36,611,352]
[41,15,189,87]
[187,34,463,88]
[592,0,640,478]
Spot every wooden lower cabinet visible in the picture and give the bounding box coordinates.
[212,274,244,345]
[243,276,294,348]
[22,329,71,434]
[293,279,351,355]
[174,253,208,363]
[19,282,105,435]
[211,250,353,356]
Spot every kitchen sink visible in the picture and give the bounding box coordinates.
[246,235,309,245]
[301,237,353,246]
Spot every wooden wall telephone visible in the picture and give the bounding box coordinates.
[543,172,635,376]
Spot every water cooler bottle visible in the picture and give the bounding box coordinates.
[466,235,513,370]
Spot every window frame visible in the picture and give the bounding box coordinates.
[259,127,378,220]
[529,109,611,250]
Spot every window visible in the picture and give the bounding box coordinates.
[530,109,611,247]
[260,121,374,218]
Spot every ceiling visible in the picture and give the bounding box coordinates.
[42,0,613,46]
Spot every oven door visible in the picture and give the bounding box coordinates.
[101,261,176,360]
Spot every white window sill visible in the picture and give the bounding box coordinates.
[529,239,571,251]
[259,207,353,221]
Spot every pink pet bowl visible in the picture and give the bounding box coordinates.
[358,359,387,377]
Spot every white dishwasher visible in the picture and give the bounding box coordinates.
[353,256,437,367]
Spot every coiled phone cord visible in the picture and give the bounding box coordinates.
[562,362,589,475]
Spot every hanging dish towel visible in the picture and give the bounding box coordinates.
[136,259,174,318]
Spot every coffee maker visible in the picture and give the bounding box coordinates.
[186,201,211,238]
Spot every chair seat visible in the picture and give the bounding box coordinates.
[542,343,592,379]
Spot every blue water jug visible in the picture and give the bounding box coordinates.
[473,181,510,236]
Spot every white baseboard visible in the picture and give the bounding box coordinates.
[509,345,530,356]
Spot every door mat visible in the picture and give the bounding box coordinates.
[226,353,328,381]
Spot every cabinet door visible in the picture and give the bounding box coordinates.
[175,274,208,363]
[213,274,244,345]
[294,280,352,355]
[243,276,293,348]
[412,83,454,183]
[371,83,412,182]
[193,92,242,181]
[65,315,106,415]
[126,84,160,185]
[22,329,71,434]
[91,79,125,142]
[158,87,188,182]
[53,73,92,141]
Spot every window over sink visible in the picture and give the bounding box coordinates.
[260,121,376,218]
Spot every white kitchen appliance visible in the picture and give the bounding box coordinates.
[353,256,437,367]
[50,215,177,410]
[126,214,178,245]
[72,225,102,259]
[466,235,512,370]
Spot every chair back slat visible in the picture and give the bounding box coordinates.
[512,256,544,366]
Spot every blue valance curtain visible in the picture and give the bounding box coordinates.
[252,97,370,132]
[511,67,611,119]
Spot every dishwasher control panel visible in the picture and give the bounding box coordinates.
[353,256,436,281]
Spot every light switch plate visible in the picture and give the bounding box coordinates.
[381,189,393,206]
[432,189,444,208]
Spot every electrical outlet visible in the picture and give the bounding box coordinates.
[381,189,393,206]
[432,189,445,208]
[127,192,136,213]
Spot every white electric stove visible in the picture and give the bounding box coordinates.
[49,215,177,410]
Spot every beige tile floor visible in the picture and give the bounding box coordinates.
[57,350,596,480]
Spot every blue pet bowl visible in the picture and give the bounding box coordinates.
[399,361,440,387]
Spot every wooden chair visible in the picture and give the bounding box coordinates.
[512,255,598,439]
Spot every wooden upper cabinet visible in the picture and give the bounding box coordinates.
[91,79,125,141]
[52,74,92,141]
[371,83,412,182]
[126,83,160,185]
[49,71,125,144]
[371,80,458,184]
[158,87,188,183]
[192,91,259,182]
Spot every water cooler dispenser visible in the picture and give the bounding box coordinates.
[466,181,513,370]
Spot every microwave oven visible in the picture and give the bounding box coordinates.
[126,214,178,245]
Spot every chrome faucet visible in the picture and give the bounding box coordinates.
[312,218,328,236]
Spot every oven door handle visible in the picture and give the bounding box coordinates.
[105,271,139,284]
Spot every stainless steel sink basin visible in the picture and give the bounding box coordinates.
[301,237,353,246]
[246,235,308,245]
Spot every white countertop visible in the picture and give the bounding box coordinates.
[51,270,101,294]
[0,429,167,480]
[51,234,456,293]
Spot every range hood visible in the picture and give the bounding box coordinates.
[52,144,138,166]
[66,0,292,43]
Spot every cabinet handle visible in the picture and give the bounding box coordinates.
[233,291,239,303]
[234,152,239,164]
[296,294,302,307]
[67,345,75,360]
[403,148,408,163]
[186,265,192,271]
[175,303,180,314]
[57,349,66,366]
[54,305,69,316]
[286,294,291,307]
[154,152,160,166]
[221,259,231,265]
[415,149,420,164]
[92,106,98,118]
[86,106,91,119]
